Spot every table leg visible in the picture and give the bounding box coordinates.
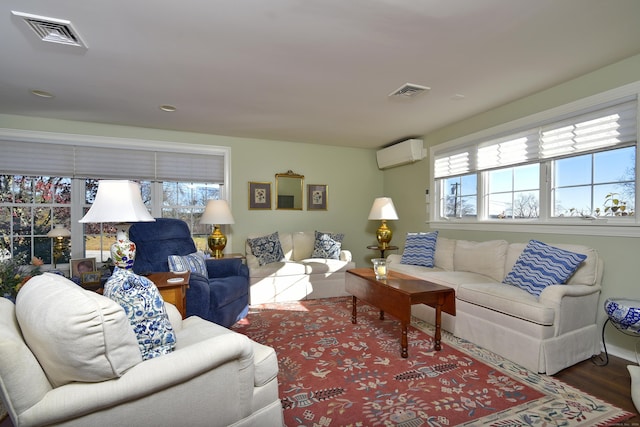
[434,298,443,351]
[351,296,357,324]
[401,322,408,358]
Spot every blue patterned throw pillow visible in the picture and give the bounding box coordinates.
[400,231,438,267]
[104,268,176,360]
[311,231,344,259]
[248,231,285,266]
[503,240,587,297]
[168,252,207,276]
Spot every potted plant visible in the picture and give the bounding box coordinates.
[0,254,43,301]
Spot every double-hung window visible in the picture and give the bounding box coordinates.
[432,84,638,236]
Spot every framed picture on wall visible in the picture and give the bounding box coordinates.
[307,184,328,211]
[248,182,272,209]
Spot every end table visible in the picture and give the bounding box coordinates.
[367,245,399,258]
[147,271,190,318]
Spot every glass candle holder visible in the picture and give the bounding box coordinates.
[372,258,388,280]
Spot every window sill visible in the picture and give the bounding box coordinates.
[429,218,640,238]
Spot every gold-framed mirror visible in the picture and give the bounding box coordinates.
[275,171,304,210]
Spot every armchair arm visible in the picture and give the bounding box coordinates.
[245,254,260,270]
[205,258,249,278]
[539,283,602,336]
[165,302,183,331]
[539,283,601,303]
[339,250,353,262]
[185,273,211,318]
[21,332,256,427]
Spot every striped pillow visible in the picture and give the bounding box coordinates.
[168,252,207,276]
[400,231,438,267]
[503,240,587,297]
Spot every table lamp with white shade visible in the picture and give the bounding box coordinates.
[79,180,155,269]
[200,199,235,258]
[47,224,71,268]
[368,197,399,249]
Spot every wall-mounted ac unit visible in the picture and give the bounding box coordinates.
[376,139,426,169]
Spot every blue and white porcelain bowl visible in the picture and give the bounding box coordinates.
[605,298,640,335]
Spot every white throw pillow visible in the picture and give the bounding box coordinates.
[16,273,142,388]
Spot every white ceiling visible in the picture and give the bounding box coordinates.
[1,0,640,149]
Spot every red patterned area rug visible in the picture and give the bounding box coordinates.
[233,297,633,427]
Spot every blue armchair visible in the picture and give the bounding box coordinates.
[129,218,249,328]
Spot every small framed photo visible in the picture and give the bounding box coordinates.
[71,257,96,278]
[249,182,272,210]
[307,184,328,211]
[81,271,101,286]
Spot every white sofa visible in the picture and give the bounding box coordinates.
[387,237,603,375]
[246,231,355,304]
[0,273,284,427]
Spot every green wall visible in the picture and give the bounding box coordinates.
[384,53,640,361]
[0,114,384,267]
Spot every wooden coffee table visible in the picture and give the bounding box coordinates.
[346,268,455,358]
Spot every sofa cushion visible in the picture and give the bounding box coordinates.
[247,232,286,266]
[15,273,142,388]
[104,268,176,360]
[457,282,556,326]
[503,240,587,297]
[434,237,456,271]
[249,261,308,278]
[290,231,314,260]
[400,231,438,267]
[311,231,344,259]
[168,252,207,276]
[302,258,354,274]
[454,239,508,282]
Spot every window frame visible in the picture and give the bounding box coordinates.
[429,81,640,238]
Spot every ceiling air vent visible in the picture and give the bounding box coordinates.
[12,11,87,48]
[388,83,430,98]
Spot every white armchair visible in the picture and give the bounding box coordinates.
[0,273,283,427]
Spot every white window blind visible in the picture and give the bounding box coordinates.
[0,140,225,183]
[434,98,637,178]
[156,151,224,182]
[434,150,471,178]
[477,131,539,171]
[75,146,156,179]
[541,99,637,158]
[0,141,75,176]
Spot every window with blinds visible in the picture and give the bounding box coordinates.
[434,98,637,179]
[0,134,229,262]
[431,89,638,229]
[0,141,226,183]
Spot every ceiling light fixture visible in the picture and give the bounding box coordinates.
[159,105,177,112]
[31,89,54,98]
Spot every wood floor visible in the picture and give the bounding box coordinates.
[553,354,640,424]
[1,354,637,426]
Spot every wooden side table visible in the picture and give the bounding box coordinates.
[367,245,399,258]
[147,272,190,318]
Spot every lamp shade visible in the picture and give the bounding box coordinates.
[200,200,235,225]
[79,180,155,224]
[368,197,399,220]
[47,224,71,238]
